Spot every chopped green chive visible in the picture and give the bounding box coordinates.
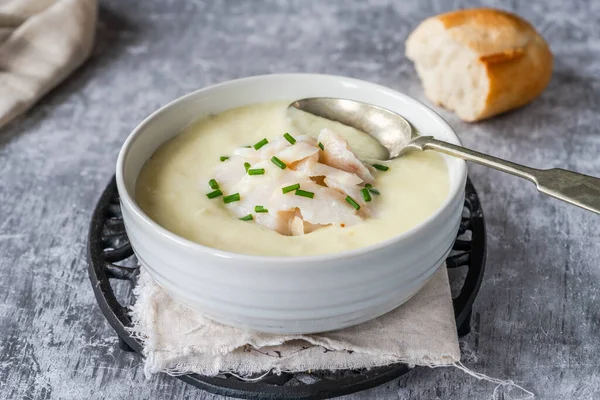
[254,205,268,213]
[208,179,219,190]
[248,168,265,175]
[283,133,296,144]
[271,156,286,169]
[372,164,389,171]
[220,156,229,162]
[253,138,269,150]
[282,183,300,194]
[360,188,372,202]
[346,196,361,210]
[223,193,241,204]
[244,162,251,172]
[239,214,253,221]
[243,145,252,148]
[206,189,223,199]
[295,189,314,199]
[365,183,379,195]
[318,142,324,151]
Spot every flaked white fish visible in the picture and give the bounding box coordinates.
[276,141,319,165]
[208,130,378,235]
[268,181,363,227]
[212,156,248,193]
[318,128,375,183]
[295,155,363,187]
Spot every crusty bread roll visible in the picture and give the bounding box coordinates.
[405,8,552,122]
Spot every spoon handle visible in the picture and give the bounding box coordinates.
[411,136,600,215]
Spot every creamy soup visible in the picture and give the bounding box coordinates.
[136,101,449,256]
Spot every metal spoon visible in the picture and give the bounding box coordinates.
[289,97,600,215]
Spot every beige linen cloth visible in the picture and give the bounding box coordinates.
[0,0,97,129]
[129,266,460,378]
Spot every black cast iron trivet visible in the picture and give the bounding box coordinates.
[87,176,486,400]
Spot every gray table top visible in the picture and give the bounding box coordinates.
[1,0,599,399]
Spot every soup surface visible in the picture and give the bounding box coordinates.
[136,101,450,256]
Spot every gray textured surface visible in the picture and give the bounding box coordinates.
[1,0,599,399]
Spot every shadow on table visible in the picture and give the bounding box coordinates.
[0,5,140,148]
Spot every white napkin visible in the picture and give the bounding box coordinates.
[0,0,97,129]
[129,266,460,378]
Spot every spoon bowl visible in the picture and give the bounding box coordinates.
[290,98,415,160]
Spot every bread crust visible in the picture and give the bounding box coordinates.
[410,8,553,121]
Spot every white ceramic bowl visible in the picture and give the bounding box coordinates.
[116,74,467,334]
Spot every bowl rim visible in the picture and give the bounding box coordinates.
[116,73,467,265]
